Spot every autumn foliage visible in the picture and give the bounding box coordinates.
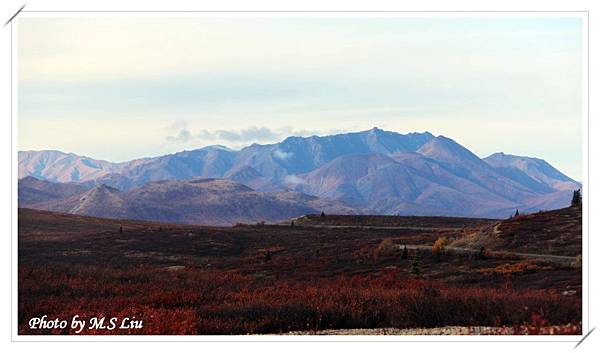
[477,260,554,277]
[432,237,448,257]
[19,265,581,335]
[373,238,396,260]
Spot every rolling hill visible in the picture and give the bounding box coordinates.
[451,205,582,257]
[20,177,358,226]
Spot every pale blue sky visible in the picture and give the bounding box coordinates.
[18,16,583,179]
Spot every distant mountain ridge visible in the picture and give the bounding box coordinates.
[19,128,581,220]
[19,128,435,187]
[483,152,578,191]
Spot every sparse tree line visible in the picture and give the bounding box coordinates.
[507,188,581,220]
[373,235,493,279]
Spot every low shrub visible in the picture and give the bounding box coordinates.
[432,237,448,257]
[373,238,396,260]
[477,260,553,277]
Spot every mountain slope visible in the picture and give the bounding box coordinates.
[18,176,90,206]
[41,184,130,219]
[417,136,541,203]
[294,152,518,217]
[484,152,580,191]
[18,150,119,183]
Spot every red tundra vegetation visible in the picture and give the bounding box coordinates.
[18,208,582,335]
[19,265,580,335]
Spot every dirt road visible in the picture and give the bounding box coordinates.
[401,244,577,263]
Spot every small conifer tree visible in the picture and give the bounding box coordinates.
[478,246,486,259]
[401,245,408,260]
[571,189,582,207]
[410,251,421,276]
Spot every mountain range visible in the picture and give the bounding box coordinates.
[18,128,581,224]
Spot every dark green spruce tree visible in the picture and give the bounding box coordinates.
[571,189,582,207]
[410,251,421,276]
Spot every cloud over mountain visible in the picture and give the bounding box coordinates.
[166,125,327,146]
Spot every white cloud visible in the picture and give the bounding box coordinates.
[272,149,293,160]
[165,125,328,147]
[283,174,305,186]
[166,128,193,143]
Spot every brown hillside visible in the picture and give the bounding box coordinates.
[451,206,582,257]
